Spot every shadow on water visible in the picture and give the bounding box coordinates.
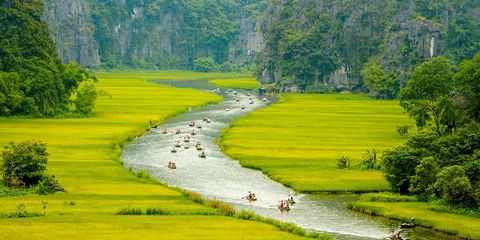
[121,79,459,240]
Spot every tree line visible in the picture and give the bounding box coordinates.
[382,54,480,211]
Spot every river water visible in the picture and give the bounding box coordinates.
[121,79,458,240]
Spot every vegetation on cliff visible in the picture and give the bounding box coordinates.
[257,0,480,94]
[0,0,96,117]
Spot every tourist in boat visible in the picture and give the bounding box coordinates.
[411,217,415,224]
[251,193,256,200]
[248,191,252,200]
[279,200,285,209]
[201,150,205,156]
[390,231,395,238]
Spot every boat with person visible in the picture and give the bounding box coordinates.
[171,147,177,153]
[162,128,168,134]
[167,161,177,169]
[198,152,206,158]
[241,105,245,109]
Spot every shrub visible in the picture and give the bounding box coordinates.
[208,197,235,216]
[0,140,49,186]
[36,174,59,195]
[336,156,351,169]
[0,204,42,218]
[136,169,151,179]
[116,206,142,215]
[359,192,417,202]
[146,207,171,215]
[187,191,206,205]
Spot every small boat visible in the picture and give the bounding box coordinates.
[236,97,240,102]
[203,116,208,121]
[262,98,267,102]
[167,162,177,169]
[226,108,230,111]
[175,130,181,134]
[278,206,291,211]
[248,96,253,99]
[400,223,415,228]
[162,129,168,134]
[197,125,202,129]
[198,153,206,158]
[249,100,254,104]
[206,119,211,123]
[151,125,157,128]
[171,148,177,153]
[189,122,195,127]
[227,89,232,93]
[246,196,257,201]
[184,145,190,149]
[196,146,203,150]
[191,131,197,135]
[174,143,181,147]
[183,138,190,142]
[233,91,237,95]
[241,105,245,109]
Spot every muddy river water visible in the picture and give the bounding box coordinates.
[121,79,458,240]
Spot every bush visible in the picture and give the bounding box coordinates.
[209,197,235,216]
[0,204,42,218]
[35,174,59,195]
[146,207,171,215]
[116,206,142,215]
[359,192,417,202]
[193,57,219,72]
[0,140,49,186]
[135,169,151,179]
[336,156,351,169]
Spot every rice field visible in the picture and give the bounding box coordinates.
[346,201,480,240]
[220,94,415,192]
[209,77,261,89]
[0,71,318,240]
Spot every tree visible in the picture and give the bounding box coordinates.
[381,146,427,194]
[434,166,473,205]
[0,140,49,186]
[361,66,399,99]
[409,157,440,196]
[193,57,219,72]
[73,83,98,115]
[455,53,480,121]
[399,56,455,134]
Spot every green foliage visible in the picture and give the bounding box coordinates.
[73,83,98,115]
[0,204,42,219]
[409,157,439,196]
[0,140,49,186]
[0,2,97,117]
[382,146,427,194]
[354,149,381,170]
[135,169,151,179]
[116,206,143,215]
[35,174,59,195]
[396,124,413,136]
[361,66,399,99]
[434,166,473,205]
[359,192,418,202]
[145,207,172,215]
[193,57,220,72]
[336,156,351,169]
[208,197,235,216]
[455,54,480,122]
[399,56,455,133]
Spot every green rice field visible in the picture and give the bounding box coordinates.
[347,201,480,239]
[220,94,415,192]
[0,71,319,240]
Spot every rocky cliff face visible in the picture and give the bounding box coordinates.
[42,0,100,67]
[42,1,264,69]
[258,0,480,92]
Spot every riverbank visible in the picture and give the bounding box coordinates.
[0,71,324,239]
[347,201,480,239]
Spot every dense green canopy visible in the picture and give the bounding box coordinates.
[0,0,96,117]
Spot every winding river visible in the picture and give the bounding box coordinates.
[121,79,458,240]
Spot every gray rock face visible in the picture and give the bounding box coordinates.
[42,0,100,67]
[229,17,264,66]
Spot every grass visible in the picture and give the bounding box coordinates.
[346,201,480,239]
[219,94,415,192]
[0,71,320,240]
[209,77,261,89]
